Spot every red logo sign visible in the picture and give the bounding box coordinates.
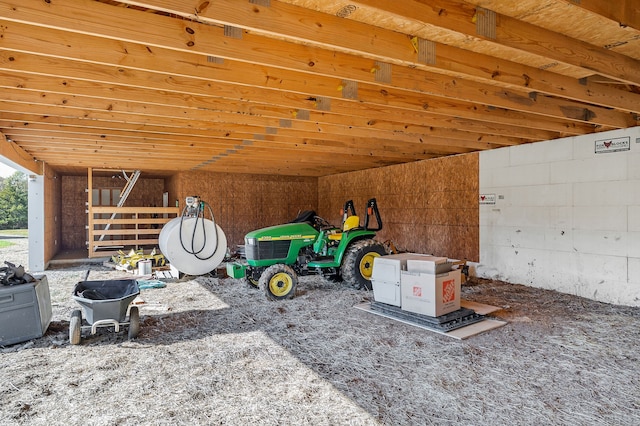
[595,137,630,154]
[442,279,455,303]
[413,286,422,297]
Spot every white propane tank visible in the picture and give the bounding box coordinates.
[158,216,227,276]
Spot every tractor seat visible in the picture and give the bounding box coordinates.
[326,215,360,241]
[343,215,360,231]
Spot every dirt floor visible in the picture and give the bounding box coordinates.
[1,237,640,425]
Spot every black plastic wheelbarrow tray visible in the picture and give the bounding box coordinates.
[69,279,140,345]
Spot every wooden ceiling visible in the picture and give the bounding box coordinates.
[0,0,639,176]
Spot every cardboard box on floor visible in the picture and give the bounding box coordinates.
[371,253,440,307]
[401,269,461,317]
[406,256,450,274]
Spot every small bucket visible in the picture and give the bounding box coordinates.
[138,259,152,276]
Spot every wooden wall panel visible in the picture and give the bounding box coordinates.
[60,172,318,250]
[318,153,479,262]
[171,172,318,249]
[43,164,61,264]
[61,175,86,250]
[60,175,166,250]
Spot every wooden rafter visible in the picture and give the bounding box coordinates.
[0,0,638,176]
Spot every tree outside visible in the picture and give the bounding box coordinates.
[0,172,28,229]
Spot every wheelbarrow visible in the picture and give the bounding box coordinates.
[69,279,140,345]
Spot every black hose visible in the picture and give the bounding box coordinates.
[178,201,220,261]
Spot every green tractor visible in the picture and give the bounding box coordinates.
[228,198,387,300]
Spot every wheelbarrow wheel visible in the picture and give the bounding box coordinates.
[69,309,82,345]
[128,306,140,339]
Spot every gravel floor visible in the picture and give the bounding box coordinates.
[1,236,640,425]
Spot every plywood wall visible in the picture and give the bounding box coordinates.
[169,172,318,250]
[60,175,165,250]
[43,165,61,263]
[58,172,317,251]
[56,159,476,260]
[318,154,479,262]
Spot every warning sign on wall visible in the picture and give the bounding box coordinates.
[595,136,630,154]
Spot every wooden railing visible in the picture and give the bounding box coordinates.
[87,206,180,258]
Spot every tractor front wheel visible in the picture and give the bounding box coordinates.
[244,266,260,288]
[244,276,260,288]
[341,239,386,290]
[259,264,298,301]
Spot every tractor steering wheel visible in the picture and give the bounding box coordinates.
[313,215,333,230]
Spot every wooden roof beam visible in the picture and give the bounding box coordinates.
[0,130,42,175]
[1,117,487,155]
[558,0,640,31]
[0,4,633,128]
[4,126,447,160]
[3,111,520,150]
[116,0,640,114]
[18,146,410,176]
[0,49,609,136]
[0,98,560,141]
[0,110,489,150]
[0,67,574,140]
[1,20,637,124]
[344,0,640,86]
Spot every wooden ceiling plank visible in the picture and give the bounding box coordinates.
[0,110,517,154]
[0,85,512,151]
[346,0,640,86]
[0,0,626,127]
[119,0,640,114]
[20,142,408,169]
[5,126,444,160]
[557,0,640,32]
[0,70,573,141]
[0,42,615,136]
[0,96,565,144]
[0,130,41,174]
[0,18,635,130]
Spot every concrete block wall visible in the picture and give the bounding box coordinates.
[479,126,640,306]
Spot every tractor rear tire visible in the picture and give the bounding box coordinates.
[341,239,386,290]
[259,264,298,301]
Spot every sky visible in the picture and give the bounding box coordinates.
[0,162,17,178]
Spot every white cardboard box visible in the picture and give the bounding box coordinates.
[400,269,461,317]
[371,253,437,306]
[406,256,449,274]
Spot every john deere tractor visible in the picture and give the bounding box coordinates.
[228,198,387,300]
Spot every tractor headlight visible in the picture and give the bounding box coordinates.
[246,238,257,246]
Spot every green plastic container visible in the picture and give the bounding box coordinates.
[226,262,247,279]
